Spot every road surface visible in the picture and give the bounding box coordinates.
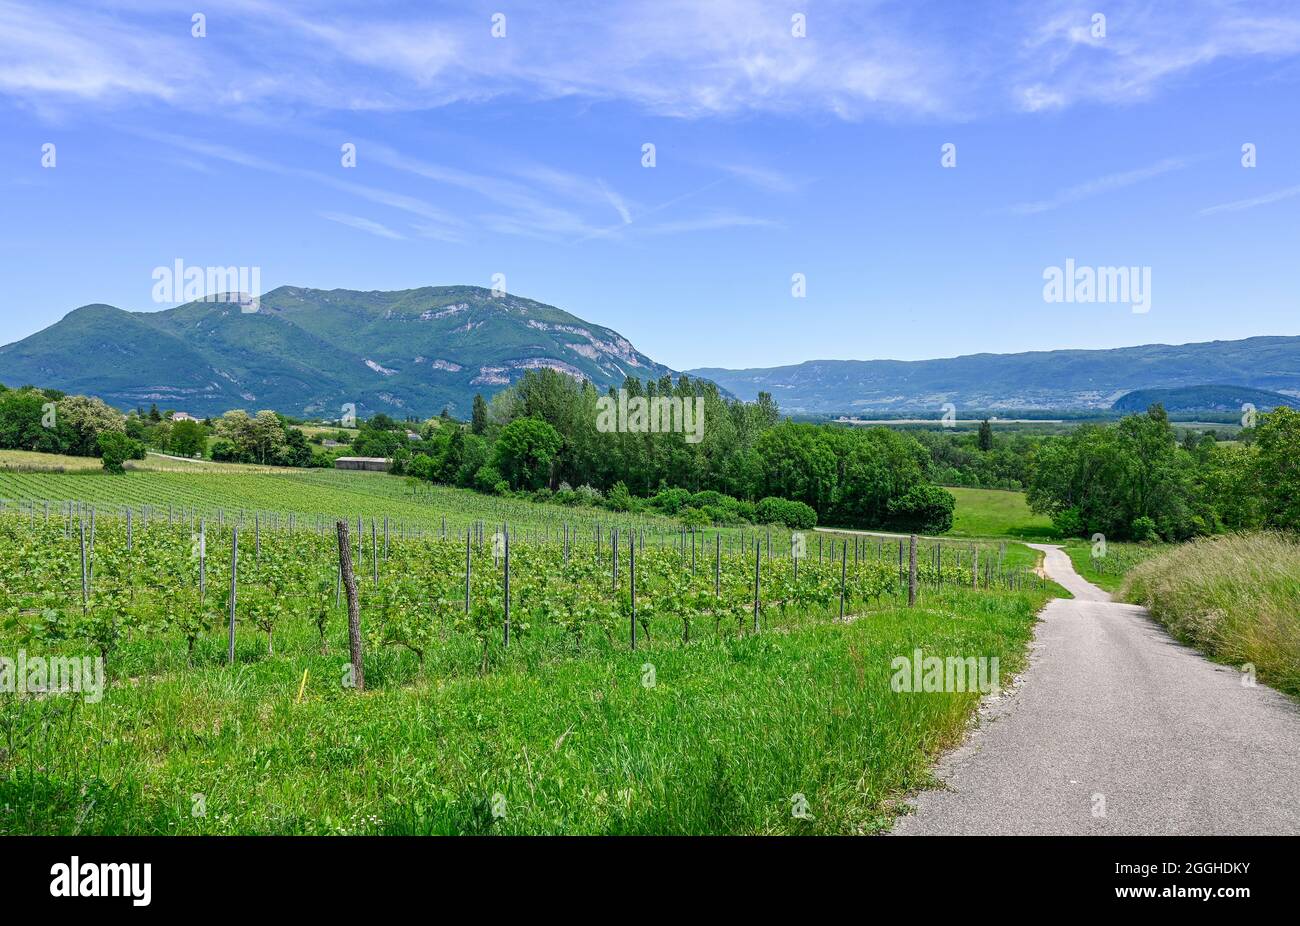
[892,543,1300,835]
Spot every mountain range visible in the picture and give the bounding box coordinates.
[687,336,1300,414]
[0,286,677,419]
[4,285,1300,419]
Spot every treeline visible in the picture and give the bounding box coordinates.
[1026,404,1300,541]
[394,369,956,532]
[0,385,145,472]
[913,423,1044,490]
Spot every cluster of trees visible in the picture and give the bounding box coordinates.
[1026,405,1300,541]
[393,369,956,532]
[124,404,207,458]
[210,410,327,467]
[913,423,1046,490]
[0,385,144,472]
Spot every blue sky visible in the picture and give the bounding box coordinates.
[2,0,1299,370]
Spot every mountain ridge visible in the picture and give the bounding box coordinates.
[0,286,680,419]
[688,335,1300,413]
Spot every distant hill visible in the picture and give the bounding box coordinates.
[0,286,680,419]
[1111,384,1297,414]
[689,336,1300,414]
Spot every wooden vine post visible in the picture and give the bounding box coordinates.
[908,534,918,608]
[503,527,511,647]
[227,526,238,664]
[839,540,848,620]
[336,519,364,691]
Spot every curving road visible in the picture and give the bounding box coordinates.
[892,543,1300,835]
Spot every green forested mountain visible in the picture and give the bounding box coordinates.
[1111,384,1296,414]
[0,286,677,419]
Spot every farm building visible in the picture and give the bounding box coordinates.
[333,456,390,472]
[171,412,200,423]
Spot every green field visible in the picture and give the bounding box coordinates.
[0,504,1052,835]
[946,487,1057,540]
[0,457,1066,834]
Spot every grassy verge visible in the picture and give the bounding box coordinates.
[1120,533,1300,698]
[1,585,1049,835]
[1062,540,1161,593]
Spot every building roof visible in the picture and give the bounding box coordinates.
[334,457,391,464]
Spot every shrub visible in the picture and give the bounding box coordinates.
[679,507,711,528]
[1131,516,1160,544]
[474,464,503,493]
[756,496,817,530]
[574,484,604,506]
[648,488,692,515]
[97,431,143,475]
[886,484,955,534]
[605,481,635,512]
[407,454,438,482]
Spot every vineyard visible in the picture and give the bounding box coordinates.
[0,495,1056,835]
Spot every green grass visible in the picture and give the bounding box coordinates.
[1121,533,1300,699]
[1062,540,1161,593]
[946,487,1058,540]
[0,584,1049,835]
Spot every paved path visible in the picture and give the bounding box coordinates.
[893,543,1300,835]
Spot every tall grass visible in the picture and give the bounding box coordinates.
[1121,533,1300,698]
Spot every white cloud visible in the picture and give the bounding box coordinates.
[318,212,405,240]
[1200,184,1300,215]
[641,213,780,235]
[1004,158,1187,215]
[4,1,1299,121]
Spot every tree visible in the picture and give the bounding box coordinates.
[977,418,993,452]
[1253,406,1300,530]
[57,394,125,456]
[1026,406,1199,540]
[471,393,489,435]
[97,431,142,474]
[492,417,563,491]
[0,389,68,452]
[887,484,956,534]
[169,419,207,458]
[352,427,405,459]
[250,411,287,464]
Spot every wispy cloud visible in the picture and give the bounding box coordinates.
[5,1,1300,122]
[598,180,633,225]
[1007,1,1300,113]
[318,211,405,240]
[641,213,780,235]
[1200,184,1300,215]
[720,164,805,194]
[140,131,465,240]
[1003,158,1187,215]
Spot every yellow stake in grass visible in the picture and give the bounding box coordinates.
[296,669,309,704]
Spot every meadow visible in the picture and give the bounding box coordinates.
[0,483,1055,835]
[945,487,1057,540]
